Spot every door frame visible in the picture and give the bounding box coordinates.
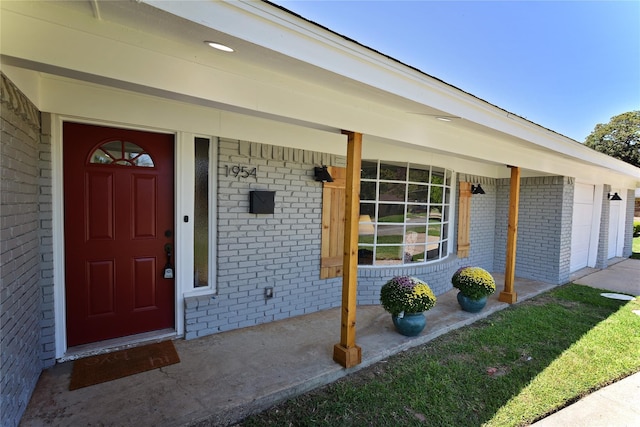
[51,115,187,358]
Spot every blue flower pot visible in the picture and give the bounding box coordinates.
[457,292,488,313]
[391,312,426,336]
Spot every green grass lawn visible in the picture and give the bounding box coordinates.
[632,235,640,259]
[240,284,640,427]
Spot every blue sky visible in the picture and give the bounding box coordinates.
[272,1,640,142]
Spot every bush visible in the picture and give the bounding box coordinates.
[634,221,640,237]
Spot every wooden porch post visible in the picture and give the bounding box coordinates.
[499,165,520,303]
[333,130,363,368]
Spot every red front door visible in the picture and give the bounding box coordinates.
[63,122,175,347]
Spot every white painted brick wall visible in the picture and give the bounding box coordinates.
[184,139,344,338]
[494,176,573,284]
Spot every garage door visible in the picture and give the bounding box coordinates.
[570,183,595,272]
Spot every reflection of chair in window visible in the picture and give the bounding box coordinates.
[404,231,421,263]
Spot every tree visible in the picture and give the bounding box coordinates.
[584,111,640,168]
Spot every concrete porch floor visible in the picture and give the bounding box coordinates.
[20,260,639,426]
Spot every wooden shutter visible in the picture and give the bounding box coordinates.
[320,167,347,279]
[457,182,471,258]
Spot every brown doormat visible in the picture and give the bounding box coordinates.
[69,340,180,390]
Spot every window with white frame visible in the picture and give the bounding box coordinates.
[358,161,452,266]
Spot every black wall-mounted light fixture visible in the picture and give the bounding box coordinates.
[314,165,333,182]
[608,192,622,201]
[471,184,485,195]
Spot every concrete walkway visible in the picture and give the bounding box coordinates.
[20,260,639,426]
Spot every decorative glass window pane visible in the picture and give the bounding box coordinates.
[89,140,155,167]
[194,138,210,288]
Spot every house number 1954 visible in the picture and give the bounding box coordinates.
[224,164,257,179]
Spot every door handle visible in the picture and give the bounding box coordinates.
[163,244,174,279]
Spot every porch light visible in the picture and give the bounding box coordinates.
[205,41,234,52]
[314,165,333,182]
[608,192,622,201]
[471,184,485,195]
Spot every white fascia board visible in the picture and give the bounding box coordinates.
[145,0,640,179]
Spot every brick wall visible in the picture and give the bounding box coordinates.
[494,176,572,284]
[183,138,346,339]
[0,73,45,427]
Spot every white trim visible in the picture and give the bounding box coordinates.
[51,116,67,359]
[179,133,219,298]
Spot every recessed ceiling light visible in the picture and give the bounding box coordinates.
[436,117,452,122]
[205,41,234,52]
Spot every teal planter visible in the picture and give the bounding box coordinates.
[457,292,488,313]
[392,312,426,336]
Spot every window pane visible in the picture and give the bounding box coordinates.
[428,221,442,240]
[407,184,429,203]
[357,245,374,265]
[194,137,209,288]
[379,182,406,202]
[89,140,154,167]
[430,186,444,204]
[376,250,402,264]
[376,224,404,245]
[377,204,404,222]
[361,160,378,179]
[408,164,430,183]
[431,167,445,184]
[407,205,428,222]
[379,162,406,181]
[429,206,443,221]
[360,181,377,201]
[359,203,375,218]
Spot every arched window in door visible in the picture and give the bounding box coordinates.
[89,140,154,167]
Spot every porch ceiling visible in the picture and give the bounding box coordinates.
[2,0,639,185]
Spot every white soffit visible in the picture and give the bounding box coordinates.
[142,0,640,179]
